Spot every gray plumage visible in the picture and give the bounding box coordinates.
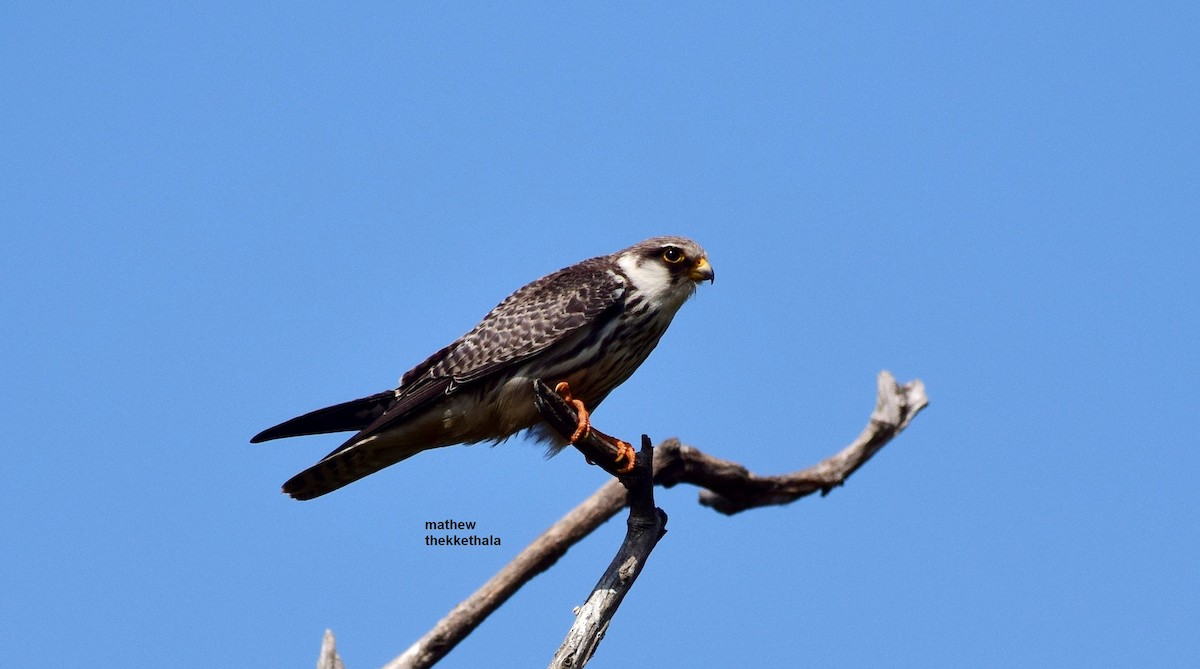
[253,236,713,500]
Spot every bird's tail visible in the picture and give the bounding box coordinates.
[250,391,395,443]
[280,437,418,500]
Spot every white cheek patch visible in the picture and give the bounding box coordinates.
[617,255,675,304]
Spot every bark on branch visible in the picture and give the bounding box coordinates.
[548,435,665,668]
[655,370,928,514]
[318,629,345,669]
[359,370,928,668]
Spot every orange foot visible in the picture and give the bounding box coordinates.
[553,382,637,475]
[598,431,637,474]
[554,381,591,443]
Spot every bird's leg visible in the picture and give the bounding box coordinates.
[554,381,591,443]
[553,381,637,475]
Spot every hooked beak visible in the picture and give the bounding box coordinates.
[689,256,715,284]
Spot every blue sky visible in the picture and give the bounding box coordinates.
[3,2,1197,667]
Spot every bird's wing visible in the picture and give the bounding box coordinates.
[329,260,626,444]
[254,260,624,454]
[280,261,626,499]
[437,258,626,383]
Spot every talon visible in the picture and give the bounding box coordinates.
[554,381,591,443]
[612,439,636,474]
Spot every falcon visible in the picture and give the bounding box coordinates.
[252,236,714,500]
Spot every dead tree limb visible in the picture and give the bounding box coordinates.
[549,436,666,668]
[376,370,926,669]
[654,370,928,514]
[318,629,345,669]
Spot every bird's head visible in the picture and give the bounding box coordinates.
[613,236,714,309]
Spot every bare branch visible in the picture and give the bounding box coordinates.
[549,436,666,668]
[654,371,928,514]
[318,629,345,669]
[381,371,927,668]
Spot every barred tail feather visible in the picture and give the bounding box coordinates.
[281,438,418,500]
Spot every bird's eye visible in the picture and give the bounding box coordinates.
[661,247,685,264]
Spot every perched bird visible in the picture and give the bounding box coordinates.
[252,236,714,500]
